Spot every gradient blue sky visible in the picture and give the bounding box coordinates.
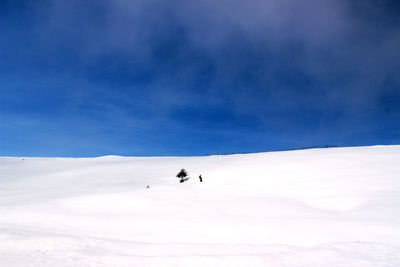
[1,0,400,156]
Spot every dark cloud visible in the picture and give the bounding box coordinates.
[35,0,399,108]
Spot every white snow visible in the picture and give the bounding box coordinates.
[1,145,400,266]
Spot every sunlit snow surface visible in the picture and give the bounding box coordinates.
[1,145,400,266]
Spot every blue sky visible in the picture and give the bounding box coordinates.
[1,0,400,156]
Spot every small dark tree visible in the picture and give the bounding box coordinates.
[176,169,188,183]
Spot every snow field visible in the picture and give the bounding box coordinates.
[1,145,400,266]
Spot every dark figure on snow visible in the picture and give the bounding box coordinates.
[199,175,203,182]
[176,169,188,183]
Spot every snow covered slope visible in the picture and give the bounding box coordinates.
[1,145,400,266]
